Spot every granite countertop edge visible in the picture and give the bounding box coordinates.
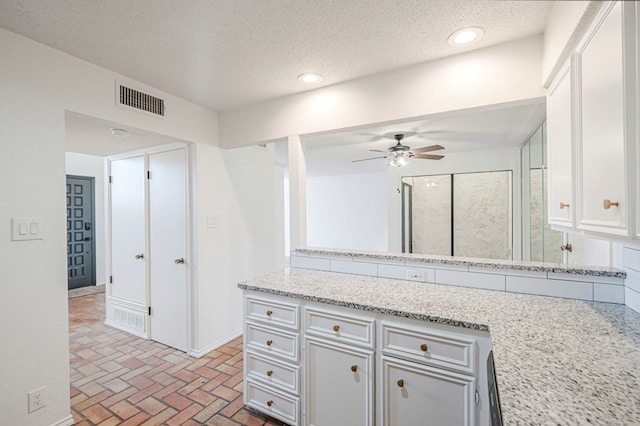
[238,283,490,331]
[295,248,626,278]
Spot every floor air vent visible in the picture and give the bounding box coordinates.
[113,307,145,333]
[119,84,165,116]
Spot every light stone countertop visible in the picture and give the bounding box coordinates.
[295,248,626,278]
[238,268,640,425]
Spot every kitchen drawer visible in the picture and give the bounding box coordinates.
[246,322,299,363]
[246,378,300,426]
[246,350,300,394]
[305,307,375,349]
[381,322,476,374]
[246,295,300,331]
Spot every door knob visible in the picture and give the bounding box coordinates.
[561,244,572,252]
[135,254,144,259]
[559,202,570,209]
[175,258,185,264]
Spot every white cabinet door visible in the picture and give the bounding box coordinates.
[382,356,475,426]
[305,338,374,426]
[109,155,146,303]
[547,61,574,226]
[577,1,629,236]
[148,148,189,352]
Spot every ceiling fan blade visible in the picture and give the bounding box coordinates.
[369,149,387,153]
[412,144,445,153]
[413,154,444,160]
[352,156,387,163]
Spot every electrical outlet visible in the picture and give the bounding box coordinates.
[406,269,425,282]
[28,386,46,413]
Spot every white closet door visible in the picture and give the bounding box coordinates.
[110,155,146,304]
[148,148,188,352]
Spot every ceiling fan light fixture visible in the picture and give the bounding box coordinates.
[298,72,323,84]
[110,128,128,138]
[448,27,484,46]
[388,151,411,167]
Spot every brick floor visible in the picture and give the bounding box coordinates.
[69,292,287,425]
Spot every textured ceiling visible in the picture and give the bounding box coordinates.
[0,0,553,112]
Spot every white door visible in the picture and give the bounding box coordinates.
[382,356,476,426]
[110,155,146,304]
[149,148,188,352]
[305,338,374,426]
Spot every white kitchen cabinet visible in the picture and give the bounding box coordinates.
[575,1,632,237]
[547,60,575,227]
[305,337,374,426]
[242,292,493,425]
[382,356,476,426]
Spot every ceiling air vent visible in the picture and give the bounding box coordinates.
[118,84,165,116]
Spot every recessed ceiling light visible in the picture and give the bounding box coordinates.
[111,128,128,138]
[298,73,323,84]
[448,27,484,46]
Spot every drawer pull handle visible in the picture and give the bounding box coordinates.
[397,379,405,388]
[333,325,340,332]
[420,343,428,352]
[560,202,570,209]
[351,365,358,372]
[266,370,273,377]
[267,400,273,407]
[603,199,619,209]
[135,253,144,260]
[266,310,273,316]
[266,340,273,346]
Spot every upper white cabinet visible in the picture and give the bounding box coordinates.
[546,0,637,241]
[547,61,575,226]
[576,1,631,236]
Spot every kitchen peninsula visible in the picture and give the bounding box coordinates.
[239,267,640,425]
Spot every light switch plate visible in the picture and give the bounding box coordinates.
[207,214,219,229]
[12,217,44,241]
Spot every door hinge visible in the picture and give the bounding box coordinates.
[147,170,151,179]
[109,275,113,284]
[148,306,151,316]
[108,175,113,183]
[475,390,480,405]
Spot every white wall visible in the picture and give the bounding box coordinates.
[65,152,107,285]
[219,36,545,147]
[307,173,388,252]
[387,147,522,256]
[0,27,284,426]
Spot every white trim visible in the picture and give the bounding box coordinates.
[50,415,74,426]
[189,329,243,358]
[105,319,148,339]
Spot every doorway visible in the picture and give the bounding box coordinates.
[66,175,96,289]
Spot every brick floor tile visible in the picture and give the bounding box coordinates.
[74,390,114,412]
[98,418,122,426]
[110,399,139,420]
[82,403,114,423]
[137,397,168,415]
[140,407,179,426]
[100,386,138,408]
[211,385,241,402]
[206,414,242,426]
[103,377,131,393]
[130,374,156,390]
[120,412,152,426]
[163,392,193,411]
[219,395,245,418]
[187,388,217,406]
[127,383,164,404]
[215,363,241,376]
[233,408,269,426]
[166,402,204,426]
[193,399,228,423]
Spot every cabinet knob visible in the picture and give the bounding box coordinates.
[174,258,185,264]
[420,343,428,352]
[333,325,340,332]
[266,400,273,407]
[603,199,619,209]
[397,379,405,388]
[266,370,273,377]
[560,202,570,209]
[266,340,273,346]
[351,365,358,372]
[135,253,144,260]
[560,243,573,252]
[266,310,273,316]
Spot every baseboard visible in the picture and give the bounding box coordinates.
[189,329,242,358]
[50,415,74,426]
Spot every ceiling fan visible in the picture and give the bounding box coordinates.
[352,133,444,167]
